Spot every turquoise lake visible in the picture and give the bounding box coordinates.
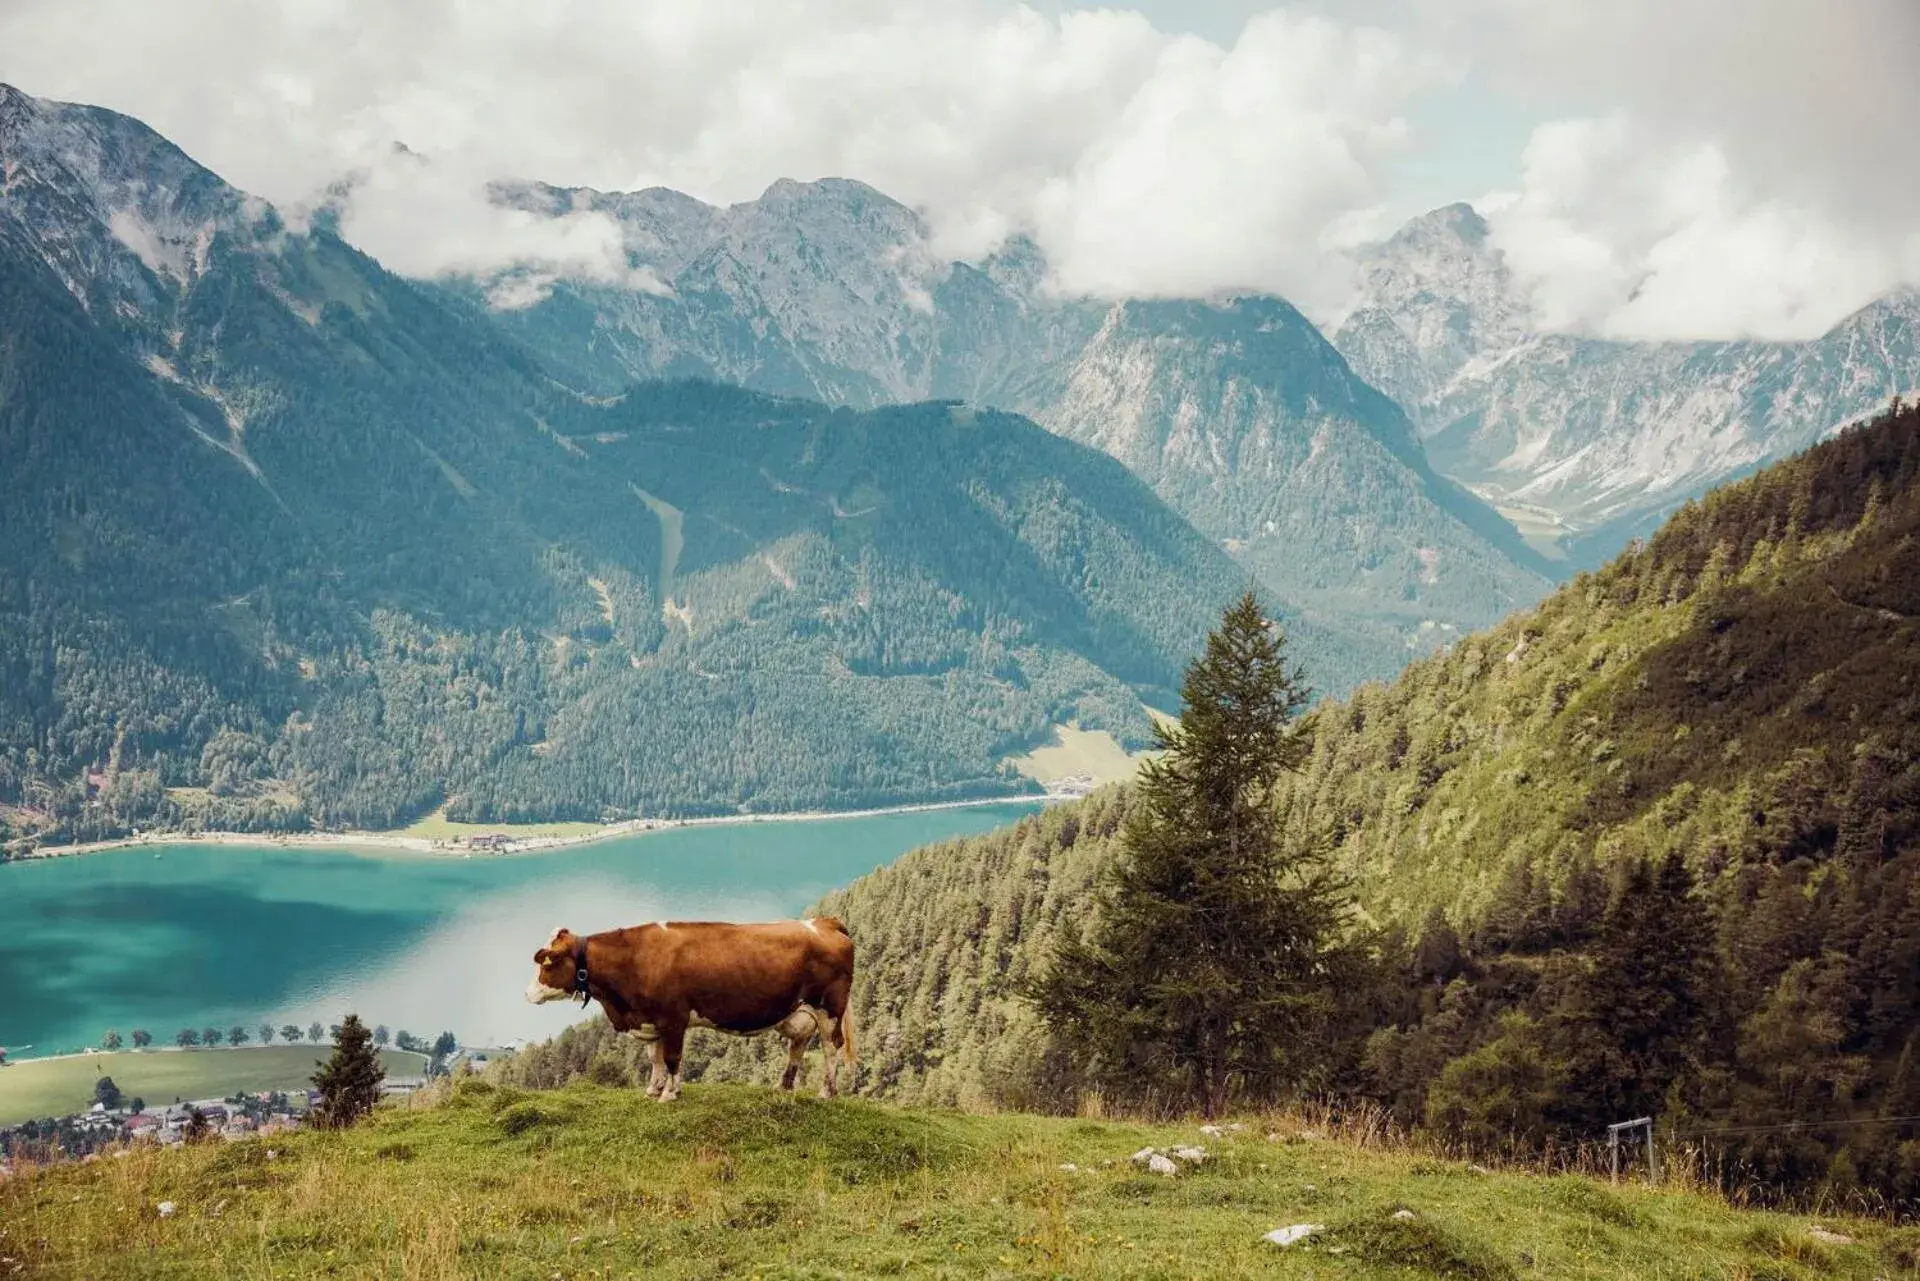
[0,803,1039,1059]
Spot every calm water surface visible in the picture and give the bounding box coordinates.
[0,803,1038,1058]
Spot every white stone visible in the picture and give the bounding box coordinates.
[156,1201,176,1218]
[1198,1124,1224,1138]
[1171,1146,1208,1164]
[1808,1226,1854,1245]
[1263,1224,1324,1248]
[1392,1209,1417,1221]
[1058,1163,1079,1173]
[1146,1153,1179,1176]
[1129,1147,1158,1164]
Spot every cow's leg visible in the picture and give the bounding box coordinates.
[780,1032,808,1092]
[819,977,854,1099]
[645,1037,667,1098]
[817,1012,841,1099]
[657,1019,687,1102]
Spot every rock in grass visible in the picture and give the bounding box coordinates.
[1264,1224,1325,1247]
[1171,1146,1208,1164]
[155,1201,176,1218]
[1392,1209,1418,1221]
[1199,1124,1224,1138]
[1147,1153,1179,1176]
[1130,1147,1157,1164]
[1809,1225,1853,1245]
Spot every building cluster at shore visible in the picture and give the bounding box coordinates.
[0,1076,432,1173]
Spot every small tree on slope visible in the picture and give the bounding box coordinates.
[311,1014,385,1129]
[1034,590,1350,1118]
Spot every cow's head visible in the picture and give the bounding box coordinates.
[525,927,579,1004]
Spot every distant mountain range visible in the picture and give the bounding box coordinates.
[0,84,1266,844]
[450,177,1556,671]
[1334,204,1920,565]
[11,78,1899,843]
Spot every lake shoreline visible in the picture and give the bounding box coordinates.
[8,791,1066,865]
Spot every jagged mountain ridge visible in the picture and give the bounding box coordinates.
[0,84,1259,845]
[455,176,1554,680]
[1334,203,1920,566]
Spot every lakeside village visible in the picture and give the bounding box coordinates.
[0,1089,372,1169]
[0,1039,511,1174]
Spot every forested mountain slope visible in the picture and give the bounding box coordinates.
[0,86,1258,847]
[546,404,1920,1204]
[452,178,1552,678]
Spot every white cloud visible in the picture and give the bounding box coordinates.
[0,0,1429,312]
[1031,13,1437,314]
[1,0,1915,337]
[1441,0,1920,339]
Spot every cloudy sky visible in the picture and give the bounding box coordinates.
[2,0,1915,341]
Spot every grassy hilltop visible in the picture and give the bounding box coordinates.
[4,1081,1916,1279]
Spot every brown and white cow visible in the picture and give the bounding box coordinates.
[525,918,856,1101]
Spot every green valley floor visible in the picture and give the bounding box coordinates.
[2,1082,1912,1279]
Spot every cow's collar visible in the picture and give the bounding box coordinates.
[572,938,591,1006]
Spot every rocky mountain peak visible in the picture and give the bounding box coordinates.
[0,85,271,318]
[0,81,37,128]
[1388,200,1489,250]
[1335,203,1920,566]
[1331,202,1529,421]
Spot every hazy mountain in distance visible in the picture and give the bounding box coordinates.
[0,84,1268,847]
[1334,204,1920,567]
[450,178,1555,676]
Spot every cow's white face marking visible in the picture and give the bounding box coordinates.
[528,927,576,1003]
[525,978,571,1005]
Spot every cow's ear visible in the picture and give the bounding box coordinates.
[532,948,552,965]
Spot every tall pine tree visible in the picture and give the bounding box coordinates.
[1549,851,1714,1129]
[1034,591,1348,1117]
[311,1013,385,1129]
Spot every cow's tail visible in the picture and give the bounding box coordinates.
[838,1000,859,1069]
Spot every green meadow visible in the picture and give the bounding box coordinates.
[4,1081,1912,1278]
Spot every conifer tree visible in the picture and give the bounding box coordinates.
[1034,591,1346,1117]
[1551,851,1713,1128]
[311,1013,385,1129]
